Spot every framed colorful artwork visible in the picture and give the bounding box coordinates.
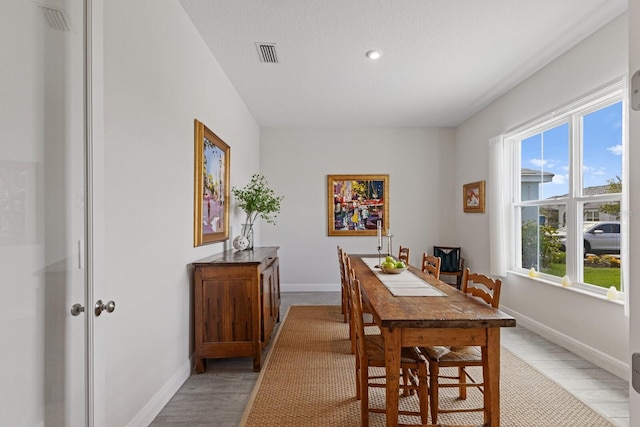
[463,180,485,213]
[327,174,389,236]
[193,119,230,246]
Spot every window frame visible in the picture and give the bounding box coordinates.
[504,80,627,296]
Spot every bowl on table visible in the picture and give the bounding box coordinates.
[380,266,408,274]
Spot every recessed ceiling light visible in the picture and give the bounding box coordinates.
[366,50,381,60]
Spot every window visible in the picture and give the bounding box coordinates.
[506,81,625,294]
[584,210,600,221]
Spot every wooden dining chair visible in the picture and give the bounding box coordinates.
[349,275,429,426]
[338,246,349,323]
[398,246,411,265]
[344,254,377,354]
[347,263,418,396]
[433,246,464,288]
[420,253,441,280]
[420,268,502,424]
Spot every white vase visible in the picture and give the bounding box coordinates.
[233,223,254,251]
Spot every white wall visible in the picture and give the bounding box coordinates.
[456,13,629,375]
[260,128,456,290]
[102,1,260,425]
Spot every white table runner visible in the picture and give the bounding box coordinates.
[361,257,446,297]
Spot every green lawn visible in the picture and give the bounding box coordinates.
[542,263,620,291]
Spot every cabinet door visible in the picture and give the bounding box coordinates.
[261,265,275,343]
[202,277,253,343]
[272,257,281,322]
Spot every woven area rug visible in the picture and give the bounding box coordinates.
[240,305,614,427]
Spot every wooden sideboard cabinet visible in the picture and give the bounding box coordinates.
[191,247,280,373]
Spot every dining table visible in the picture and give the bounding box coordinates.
[350,254,516,427]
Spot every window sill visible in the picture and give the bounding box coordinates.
[508,269,625,306]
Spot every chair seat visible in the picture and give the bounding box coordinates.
[422,345,481,363]
[440,270,462,276]
[366,335,424,364]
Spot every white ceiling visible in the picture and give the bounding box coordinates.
[179,0,627,128]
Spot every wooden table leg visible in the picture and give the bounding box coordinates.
[383,327,401,427]
[483,328,501,426]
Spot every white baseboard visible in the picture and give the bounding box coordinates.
[501,305,629,380]
[126,359,191,427]
[281,283,340,292]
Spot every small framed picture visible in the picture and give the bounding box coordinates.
[463,180,485,213]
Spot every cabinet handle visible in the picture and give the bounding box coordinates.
[70,303,85,316]
[95,299,116,316]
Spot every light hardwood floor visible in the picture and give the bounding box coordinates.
[150,292,629,427]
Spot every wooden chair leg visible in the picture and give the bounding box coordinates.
[342,287,350,323]
[418,364,429,424]
[459,366,467,399]
[429,361,440,425]
[349,307,356,354]
[355,357,361,400]
[402,369,411,396]
[361,365,369,426]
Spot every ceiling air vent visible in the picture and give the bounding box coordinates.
[36,4,71,32]
[255,43,278,63]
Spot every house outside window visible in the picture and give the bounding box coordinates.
[506,81,625,294]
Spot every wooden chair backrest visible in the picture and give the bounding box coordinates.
[421,253,441,280]
[461,268,502,308]
[345,255,353,284]
[398,246,410,265]
[349,275,366,358]
[337,246,346,287]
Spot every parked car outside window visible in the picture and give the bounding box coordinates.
[557,221,620,255]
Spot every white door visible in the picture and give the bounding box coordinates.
[629,1,640,425]
[0,0,90,425]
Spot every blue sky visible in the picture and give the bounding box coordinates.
[521,101,623,199]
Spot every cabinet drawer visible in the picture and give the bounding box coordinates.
[197,264,255,280]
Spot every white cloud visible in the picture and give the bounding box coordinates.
[529,158,547,167]
[551,174,567,185]
[607,144,623,155]
[583,165,607,177]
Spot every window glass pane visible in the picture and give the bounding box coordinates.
[579,200,621,289]
[519,205,566,278]
[520,123,569,201]
[582,102,623,195]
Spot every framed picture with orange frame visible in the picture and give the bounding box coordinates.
[327,174,389,236]
[463,180,485,213]
[193,119,230,246]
